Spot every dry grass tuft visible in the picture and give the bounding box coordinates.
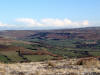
[68,72,78,75]
[47,61,56,67]
[35,71,41,75]
[76,57,100,67]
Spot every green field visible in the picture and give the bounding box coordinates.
[24,55,54,62]
[0,38,100,63]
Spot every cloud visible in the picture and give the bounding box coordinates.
[15,18,90,28]
[0,22,8,26]
[0,18,92,30]
[82,20,89,25]
[16,18,42,27]
[41,18,65,26]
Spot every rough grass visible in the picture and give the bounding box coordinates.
[76,57,100,67]
[0,55,9,62]
[24,55,54,62]
[47,61,56,67]
[0,51,24,62]
[0,58,99,75]
[89,52,100,56]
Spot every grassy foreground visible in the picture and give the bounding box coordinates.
[0,57,99,75]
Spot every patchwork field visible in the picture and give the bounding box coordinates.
[0,28,100,63]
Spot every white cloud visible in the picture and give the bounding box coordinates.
[64,19,72,25]
[41,18,65,26]
[0,18,93,30]
[15,18,90,28]
[0,22,8,26]
[16,18,42,27]
[16,18,89,28]
[82,20,89,25]
[0,18,91,30]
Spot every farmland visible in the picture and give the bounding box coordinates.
[0,27,100,63]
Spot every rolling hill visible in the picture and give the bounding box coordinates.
[0,27,100,40]
[0,27,100,63]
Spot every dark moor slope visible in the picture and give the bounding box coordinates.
[0,27,100,40]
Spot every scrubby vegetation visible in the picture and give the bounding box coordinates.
[0,58,99,75]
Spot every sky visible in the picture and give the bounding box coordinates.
[0,0,100,30]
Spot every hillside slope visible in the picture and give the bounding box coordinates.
[0,27,100,40]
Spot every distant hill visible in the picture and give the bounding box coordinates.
[0,27,100,40]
